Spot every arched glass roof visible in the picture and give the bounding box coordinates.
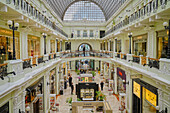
[63,1,105,21]
[46,0,127,21]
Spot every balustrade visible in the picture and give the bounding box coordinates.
[6,0,68,38]
[0,63,8,80]
[102,0,169,38]
[132,55,140,64]
[23,58,31,69]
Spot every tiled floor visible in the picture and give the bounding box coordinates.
[54,71,122,113]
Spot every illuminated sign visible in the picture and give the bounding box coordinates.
[0,29,12,35]
[119,71,122,76]
[133,81,140,98]
[145,88,157,106]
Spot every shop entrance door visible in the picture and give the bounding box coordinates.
[133,94,140,113]
[33,98,39,113]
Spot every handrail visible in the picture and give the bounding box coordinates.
[102,0,168,38]
[0,63,8,67]
[22,58,31,61]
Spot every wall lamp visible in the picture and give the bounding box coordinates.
[123,80,129,85]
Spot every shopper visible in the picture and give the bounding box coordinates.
[69,75,72,87]
[83,45,85,56]
[100,81,104,91]
[71,82,74,95]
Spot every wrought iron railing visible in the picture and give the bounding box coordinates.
[23,58,32,69]
[132,55,140,64]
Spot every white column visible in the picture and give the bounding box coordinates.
[114,66,117,94]
[62,41,65,51]
[20,29,28,59]
[121,36,126,53]
[147,29,156,58]
[71,61,75,70]
[126,70,132,113]
[104,63,106,76]
[109,63,111,79]
[56,65,60,95]
[66,62,68,76]
[46,37,51,54]
[40,36,44,56]
[54,38,57,53]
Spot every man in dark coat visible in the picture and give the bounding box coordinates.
[83,45,85,56]
[100,81,104,91]
[71,82,74,95]
[69,75,72,87]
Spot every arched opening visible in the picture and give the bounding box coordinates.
[78,43,92,51]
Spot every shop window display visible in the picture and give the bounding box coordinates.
[117,40,121,53]
[157,30,168,59]
[133,35,147,56]
[27,35,40,57]
[50,40,55,53]
[0,29,20,64]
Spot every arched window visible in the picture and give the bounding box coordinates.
[63,1,105,21]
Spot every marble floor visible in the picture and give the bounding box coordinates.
[54,71,122,113]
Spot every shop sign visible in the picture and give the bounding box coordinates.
[133,81,140,98]
[0,29,12,36]
[117,67,126,80]
[145,88,157,106]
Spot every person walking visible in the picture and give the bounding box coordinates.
[100,81,104,91]
[83,45,85,56]
[71,82,74,95]
[68,75,72,87]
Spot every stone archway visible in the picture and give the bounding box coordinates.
[78,43,92,51]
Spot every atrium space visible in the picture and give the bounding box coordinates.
[0,0,170,113]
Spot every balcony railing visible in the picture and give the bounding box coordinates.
[6,0,68,38]
[23,58,32,69]
[60,50,113,58]
[102,0,169,38]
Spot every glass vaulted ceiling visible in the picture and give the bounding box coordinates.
[46,0,127,21]
[63,1,105,21]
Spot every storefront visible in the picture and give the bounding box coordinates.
[49,68,56,94]
[76,83,99,101]
[117,40,121,53]
[25,78,44,113]
[0,102,9,113]
[132,79,158,113]
[27,35,40,57]
[133,34,147,56]
[157,30,168,59]
[117,67,126,93]
[0,28,20,64]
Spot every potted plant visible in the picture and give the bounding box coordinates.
[91,71,96,80]
[96,91,106,101]
[66,97,72,105]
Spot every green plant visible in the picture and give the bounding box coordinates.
[66,97,72,104]
[91,71,96,77]
[76,70,80,75]
[77,98,82,101]
[96,91,106,101]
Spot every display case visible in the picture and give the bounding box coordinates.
[50,94,56,109]
[37,94,43,113]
